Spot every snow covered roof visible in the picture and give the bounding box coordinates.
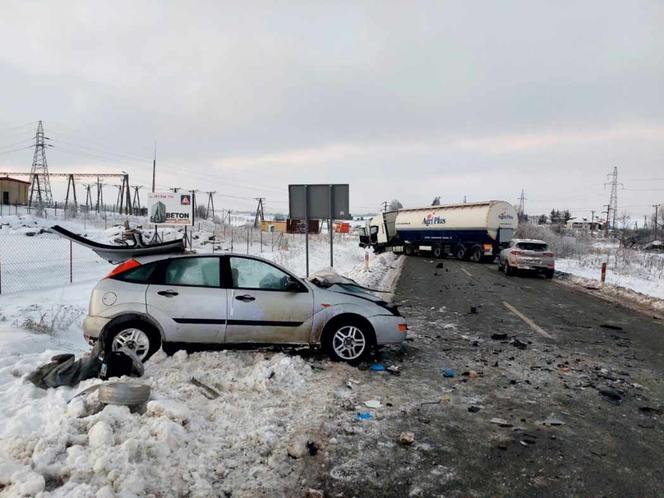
[0,176,30,185]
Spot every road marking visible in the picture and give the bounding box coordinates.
[460,268,472,277]
[502,301,553,339]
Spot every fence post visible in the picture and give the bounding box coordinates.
[600,262,607,286]
[69,240,73,283]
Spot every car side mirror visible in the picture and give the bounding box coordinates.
[285,276,302,292]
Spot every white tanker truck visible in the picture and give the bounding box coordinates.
[359,200,518,262]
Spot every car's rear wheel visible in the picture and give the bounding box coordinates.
[106,321,161,362]
[544,269,554,279]
[323,320,372,364]
[504,261,514,276]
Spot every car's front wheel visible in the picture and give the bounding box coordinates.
[324,320,371,364]
[106,321,161,362]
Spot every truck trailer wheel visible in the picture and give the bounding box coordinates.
[404,245,414,256]
[432,245,443,258]
[469,246,483,263]
[455,245,466,260]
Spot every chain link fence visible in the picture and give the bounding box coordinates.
[0,228,110,294]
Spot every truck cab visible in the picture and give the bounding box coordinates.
[359,212,398,252]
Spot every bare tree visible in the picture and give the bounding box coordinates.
[388,199,403,211]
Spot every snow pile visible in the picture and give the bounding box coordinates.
[557,246,664,302]
[0,348,345,496]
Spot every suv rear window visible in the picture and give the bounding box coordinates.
[516,242,548,251]
[113,262,158,283]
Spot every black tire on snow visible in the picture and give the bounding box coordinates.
[105,320,161,362]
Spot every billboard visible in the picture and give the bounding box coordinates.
[147,191,194,225]
[288,184,350,220]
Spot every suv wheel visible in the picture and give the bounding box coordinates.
[107,321,161,362]
[324,320,371,364]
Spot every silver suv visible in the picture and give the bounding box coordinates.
[83,254,407,363]
[498,239,555,278]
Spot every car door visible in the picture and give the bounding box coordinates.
[224,256,314,344]
[146,256,227,344]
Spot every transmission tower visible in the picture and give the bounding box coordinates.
[205,191,216,219]
[132,186,143,215]
[604,167,622,230]
[254,197,265,228]
[28,120,54,211]
[517,189,527,221]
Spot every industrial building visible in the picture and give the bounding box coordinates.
[0,176,29,205]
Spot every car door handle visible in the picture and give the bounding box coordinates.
[157,290,179,297]
[235,294,255,302]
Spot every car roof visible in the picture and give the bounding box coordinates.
[512,238,547,244]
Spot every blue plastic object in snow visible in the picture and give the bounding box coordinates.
[357,412,374,420]
[442,369,456,378]
[370,363,386,372]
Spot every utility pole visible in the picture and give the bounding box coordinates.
[591,210,595,235]
[603,204,611,238]
[28,121,54,213]
[381,201,388,212]
[152,141,156,193]
[654,204,661,241]
[205,191,216,219]
[132,186,143,215]
[254,197,265,228]
[604,166,622,231]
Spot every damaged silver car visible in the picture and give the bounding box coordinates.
[83,254,407,363]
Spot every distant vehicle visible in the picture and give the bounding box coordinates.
[83,254,407,364]
[498,239,555,278]
[358,201,518,262]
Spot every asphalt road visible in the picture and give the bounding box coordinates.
[311,256,664,497]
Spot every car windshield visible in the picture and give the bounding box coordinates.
[517,242,548,251]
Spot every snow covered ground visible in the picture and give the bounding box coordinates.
[556,242,664,303]
[0,213,401,497]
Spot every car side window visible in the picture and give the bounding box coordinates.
[229,257,292,291]
[164,257,220,287]
[113,262,158,283]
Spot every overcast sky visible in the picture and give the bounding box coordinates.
[1,1,663,220]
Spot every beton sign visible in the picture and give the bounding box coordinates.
[147,191,194,226]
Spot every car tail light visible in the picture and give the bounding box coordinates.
[106,258,141,278]
[511,250,523,256]
[398,323,408,333]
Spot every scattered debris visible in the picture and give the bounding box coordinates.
[399,431,415,445]
[370,363,386,372]
[490,418,513,427]
[462,370,479,379]
[306,440,319,456]
[357,412,374,421]
[386,365,401,376]
[190,377,220,399]
[442,369,456,378]
[543,417,565,426]
[305,489,324,498]
[600,323,624,330]
[639,406,663,415]
[468,405,481,413]
[491,333,508,340]
[599,388,624,405]
[470,306,478,314]
[511,339,528,350]
[436,262,444,268]
[364,399,382,409]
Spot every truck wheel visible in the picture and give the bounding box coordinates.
[404,245,414,256]
[432,245,443,258]
[544,270,554,279]
[455,245,466,260]
[469,246,482,263]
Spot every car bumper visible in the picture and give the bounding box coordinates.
[82,315,111,343]
[515,265,554,272]
[371,315,408,345]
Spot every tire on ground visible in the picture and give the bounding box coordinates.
[321,315,375,364]
[105,320,162,362]
[469,245,483,263]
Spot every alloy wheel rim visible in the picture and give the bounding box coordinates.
[332,325,366,360]
[112,328,150,361]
